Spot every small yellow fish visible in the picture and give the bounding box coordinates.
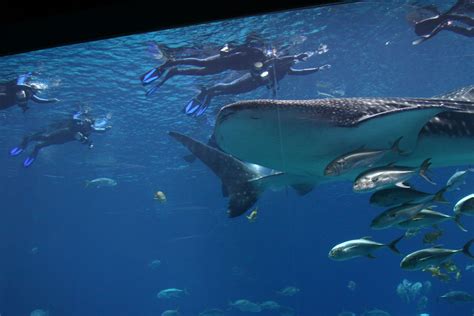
[422,229,443,244]
[154,191,167,203]
[455,271,462,281]
[441,260,460,274]
[246,208,258,222]
[423,266,450,282]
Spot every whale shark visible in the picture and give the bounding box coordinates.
[213,86,474,183]
[169,131,315,217]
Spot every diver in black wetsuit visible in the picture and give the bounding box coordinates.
[184,52,331,117]
[410,0,474,45]
[140,39,269,96]
[0,73,59,112]
[9,111,111,167]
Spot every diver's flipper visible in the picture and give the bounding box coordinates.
[23,156,36,167]
[9,147,24,156]
[141,67,163,85]
[16,72,32,85]
[194,101,210,117]
[184,98,201,115]
[184,95,210,117]
[145,85,160,97]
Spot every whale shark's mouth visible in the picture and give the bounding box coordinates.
[214,94,474,177]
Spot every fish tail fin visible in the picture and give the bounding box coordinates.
[462,239,474,258]
[434,187,449,203]
[84,180,90,188]
[419,158,436,185]
[454,214,468,232]
[388,235,404,254]
[184,288,190,295]
[391,136,405,154]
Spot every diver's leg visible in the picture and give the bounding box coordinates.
[141,56,219,85]
[450,14,474,26]
[9,132,46,156]
[23,142,48,167]
[164,55,219,68]
[146,67,220,96]
[446,24,474,37]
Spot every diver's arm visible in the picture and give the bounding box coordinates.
[92,126,112,134]
[75,132,94,149]
[30,94,60,104]
[288,64,330,75]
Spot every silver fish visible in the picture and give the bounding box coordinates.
[324,136,404,176]
[353,159,434,193]
[156,288,188,299]
[84,177,117,188]
[199,308,225,316]
[369,187,447,207]
[370,203,428,230]
[161,309,179,316]
[396,209,466,232]
[328,236,403,260]
[276,286,300,296]
[446,168,473,191]
[229,299,261,312]
[438,290,474,303]
[400,239,474,271]
[454,194,474,224]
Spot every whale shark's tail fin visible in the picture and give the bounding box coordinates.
[169,131,265,218]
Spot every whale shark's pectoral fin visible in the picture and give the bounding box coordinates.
[291,183,315,196]
[169,131,265,218]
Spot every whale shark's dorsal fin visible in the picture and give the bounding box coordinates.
[436,85,474,102]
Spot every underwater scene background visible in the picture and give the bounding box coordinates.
[1,1,474,315]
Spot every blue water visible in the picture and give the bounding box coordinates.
[1,1,474,315]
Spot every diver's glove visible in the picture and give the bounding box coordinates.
[318,64,331,71]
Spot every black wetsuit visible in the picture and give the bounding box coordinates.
[413,0,474,44]
[141,44,268,94]
[185,53,329,116]
[10,116,109,167]
[0,78,58,112]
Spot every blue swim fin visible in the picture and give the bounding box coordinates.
[194,95,210,117]
[10,147,24,156]
[184,98,201,115]
[23,156,36,167]
[17,72,32,85]
[145,86,158,97]
[141,68,163,85]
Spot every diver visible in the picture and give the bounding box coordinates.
[140,36,269,95]
[9,111,111,167]
[184,52,331,117]
[0,72,59,112]
[409,0,474,44]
